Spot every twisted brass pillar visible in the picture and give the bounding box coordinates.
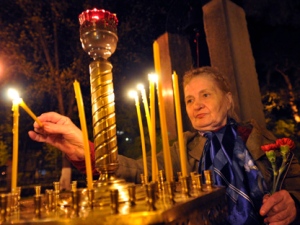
[79,9,119,182]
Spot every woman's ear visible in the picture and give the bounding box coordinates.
[226,92,233,111]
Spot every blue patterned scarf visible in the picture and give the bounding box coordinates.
[199,118,267,225]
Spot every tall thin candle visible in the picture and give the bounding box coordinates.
[172,71,188,177]
[130,90,148,182]
[137,84,151,139]
[19,100,43,127]
[153,41,173,182]
[11,100,19,192]
[148,74,158,182]
[73,80,93,190]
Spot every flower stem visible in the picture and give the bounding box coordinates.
[272,170,277,194]
[273,158,287,193]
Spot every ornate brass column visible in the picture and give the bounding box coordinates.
[79,9,119,182]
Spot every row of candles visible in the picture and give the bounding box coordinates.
[128,69,188,183]
[127,41,188,184]
[7,40,188,194]
[153,40,187,181]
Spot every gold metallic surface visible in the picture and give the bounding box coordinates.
[1,8,230,225]
[79,8,118,61]
[79,8,119,181]
[1,185,227,225]
[88,55,118,178]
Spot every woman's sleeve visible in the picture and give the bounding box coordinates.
[115,142,183,183]
[67,141,99,176]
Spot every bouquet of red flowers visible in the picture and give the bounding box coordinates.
[261,138,295,194]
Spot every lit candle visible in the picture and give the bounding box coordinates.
[172,71,188,177]
[153,41,173,182]
[7,89,21,192]
[148,74,158,182]
[7,88,43,127]
[8,88,42,192]
[73,80,93,190]
[137,84,151,138]
[11,99,19,192]
[129,90,148,182]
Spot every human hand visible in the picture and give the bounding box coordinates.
[28,112,85,161]
[260,190,296,225]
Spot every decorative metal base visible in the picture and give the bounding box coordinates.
[0,185,227,225]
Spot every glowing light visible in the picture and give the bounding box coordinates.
[92,15,99,20]
[148,73,158,83]
[137,83,144,91]
[8,88,22,103]
[7,88,43,127]
[128,90,138,99]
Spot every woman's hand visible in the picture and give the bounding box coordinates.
[260,190,296,225]
[28,112,85,161]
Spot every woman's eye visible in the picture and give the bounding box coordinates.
[203,93,210,98]
[186,99,193,104]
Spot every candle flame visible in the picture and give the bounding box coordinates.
[137,83,144,91]
[148,73,158,83]
[128,90,138,99]
[8,88,22,103]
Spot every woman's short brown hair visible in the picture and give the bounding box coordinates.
[183,66,231,94]
[183,66,239,120]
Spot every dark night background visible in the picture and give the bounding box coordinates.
[0,0,299,189]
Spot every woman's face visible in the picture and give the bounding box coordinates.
[184,75,232,132]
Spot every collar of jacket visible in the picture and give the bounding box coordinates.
[186,119,277,161]
[185,119,293,189]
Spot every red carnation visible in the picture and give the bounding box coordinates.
[261,143,278,152]
[262,137,296,194]
[276,138,295,150]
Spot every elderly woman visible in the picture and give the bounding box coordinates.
[29,67,300,224]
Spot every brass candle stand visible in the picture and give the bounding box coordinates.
[0,8,227,225]
[0,171,227,224]
[78,8,119,183]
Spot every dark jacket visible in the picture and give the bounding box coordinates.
[71,119,300,223]
[115,119,300,223]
